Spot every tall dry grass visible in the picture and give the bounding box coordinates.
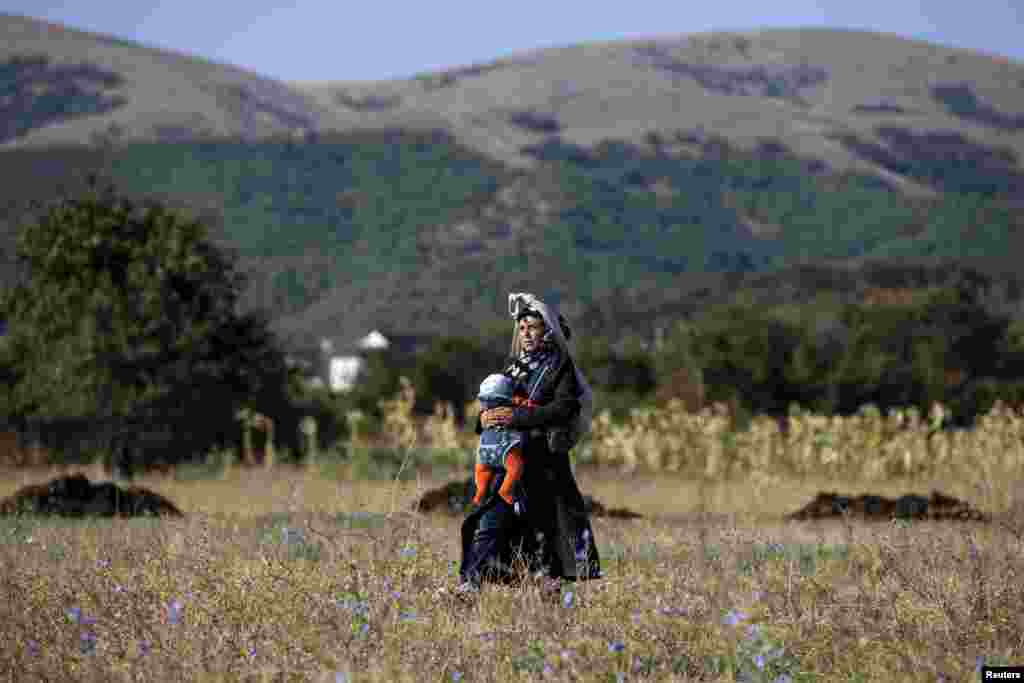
[1,383,1023,681]
[1,464,1021,682]
[585,400,1024,482]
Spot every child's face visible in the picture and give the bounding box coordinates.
[518,316,546,353]
[481,397,510,410]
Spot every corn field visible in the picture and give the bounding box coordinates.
[377,378,1024,483]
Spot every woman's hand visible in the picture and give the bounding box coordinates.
[481,407,514,428]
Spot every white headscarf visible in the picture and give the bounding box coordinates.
[507,292,594,440]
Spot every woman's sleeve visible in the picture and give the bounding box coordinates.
[507,364,580,430]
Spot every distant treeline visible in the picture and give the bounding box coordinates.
[3,154,1023,470]
[335,261,1024,433]
[5,265,1024,469]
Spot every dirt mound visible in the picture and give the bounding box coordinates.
[414,478,643,519]
[414,479,476,515]
[787,490,989,522]
[0,474,184,518]
[585,497,644,520]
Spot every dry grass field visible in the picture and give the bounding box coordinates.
[1,432,1022,682]
[2,392,1024,681]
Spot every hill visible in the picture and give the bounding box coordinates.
[1,13,1023,350]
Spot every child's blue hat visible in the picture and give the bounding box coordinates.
[479,373,515,402]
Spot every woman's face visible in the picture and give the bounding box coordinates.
[518,316,547,353]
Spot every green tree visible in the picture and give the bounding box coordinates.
[689,304,804,417]
[0,180,291,472]
[410,336,506,423]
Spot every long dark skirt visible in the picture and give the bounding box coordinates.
[459,447,601,585]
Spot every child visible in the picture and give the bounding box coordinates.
[472,373,538,510]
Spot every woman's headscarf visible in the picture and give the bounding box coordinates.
[507,293,594,439]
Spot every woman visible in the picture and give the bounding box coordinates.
[455,293,602,602]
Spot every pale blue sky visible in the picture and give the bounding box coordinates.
[7,1,1024,83]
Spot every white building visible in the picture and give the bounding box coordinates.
[326,330,391,393]
[297,329,426,394]
[356,330,390,350]
[329,356,365,393]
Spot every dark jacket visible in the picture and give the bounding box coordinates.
[460,346,602,582]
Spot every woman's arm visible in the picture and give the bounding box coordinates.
[506,363,580,430]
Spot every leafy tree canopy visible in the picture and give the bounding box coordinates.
[0,179,291,469]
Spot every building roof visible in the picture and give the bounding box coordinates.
[329,329,433,356]
[357,330,389,350]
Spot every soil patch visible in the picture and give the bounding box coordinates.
[787,490,989,522]
[414,478,643,519]
[0,474,183,518]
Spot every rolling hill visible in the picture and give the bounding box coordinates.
[1,12,1023,351]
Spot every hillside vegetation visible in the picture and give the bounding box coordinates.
[2,18,1024,681]
[1,16,1023,455]
[1,128,1021,350]
[1,15,1024,347]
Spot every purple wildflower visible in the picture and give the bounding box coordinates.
[138,640,151,656]
[79,631,97,655]
[543,664,553,675]
[337,596,369,617]
[165,599,183,625]
[773,676,793,683]
[608,640,625,653]
[562,591,575,609]
[451,672,463,681]
[755,653,766,670]
[575,529,591,561]
[65,607,82,624]
[723,609,748,627]
[281,526,304,545]
[26,640,39,657]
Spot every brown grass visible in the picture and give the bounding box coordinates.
[0,456,1021,682]
[585,400,1024,483]
[2,388,1023,680]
